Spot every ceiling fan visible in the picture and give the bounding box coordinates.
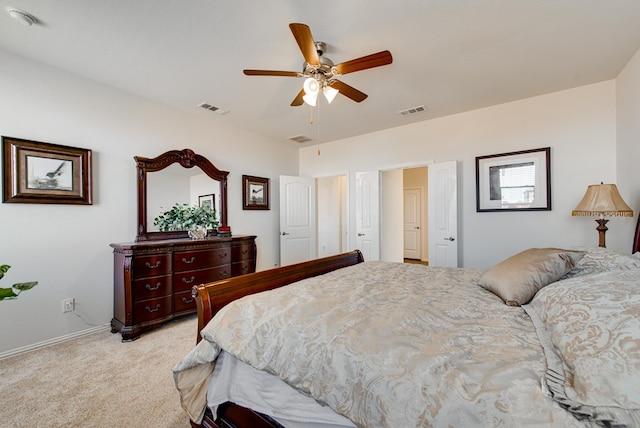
[243,23,393,106]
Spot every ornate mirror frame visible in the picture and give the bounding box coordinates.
[135,148,228,242]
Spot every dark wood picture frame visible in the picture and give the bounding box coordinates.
[199,193,216,210]
[2,136,93,205]
[242,175,269,210]
[476,147,551,212]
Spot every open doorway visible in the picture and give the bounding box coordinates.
[317,175,348,258]
[403,167,429,265]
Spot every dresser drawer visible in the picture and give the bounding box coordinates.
[174,290,197,313]
[232,261,254,277]
[133,296,172,324]
[173,248,230,271]
[132,254,171,277]
[132,275,171,301]
[173,266,231,292]
[232,243,255,261]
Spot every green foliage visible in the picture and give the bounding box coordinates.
[0,264,38,301]
[153,203,219,232]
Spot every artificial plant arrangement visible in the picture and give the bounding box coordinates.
[153,203,219,233]
[0,265,38,301]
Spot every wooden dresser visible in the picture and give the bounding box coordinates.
[110,235,256,340]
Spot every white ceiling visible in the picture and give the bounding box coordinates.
[2,1,640,147]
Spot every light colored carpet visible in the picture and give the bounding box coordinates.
[0,315,198,427]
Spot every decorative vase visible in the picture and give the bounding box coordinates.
[188,225,208,240]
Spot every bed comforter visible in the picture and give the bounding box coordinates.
[174,261,594,427]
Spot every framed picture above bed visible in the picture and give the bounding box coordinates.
[476,147,551,212]
[242,175,269,210]
[2,136,93,205]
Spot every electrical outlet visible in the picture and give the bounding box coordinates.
[62,298,74,313]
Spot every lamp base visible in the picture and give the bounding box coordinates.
[595,218,609,248]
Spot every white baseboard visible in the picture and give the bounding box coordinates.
[0,324,110,360]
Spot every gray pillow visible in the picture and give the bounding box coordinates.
[478,248,585,306]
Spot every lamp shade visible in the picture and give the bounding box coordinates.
[572,183,633,217]
[303,77,319,95]
[323,86,339,104]
[302,93,317,106]
[302,77,319,106]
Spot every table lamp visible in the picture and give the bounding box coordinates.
[572,182,633,248]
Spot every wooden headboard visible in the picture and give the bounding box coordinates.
[192,250,365,342]
[634,213,640,254]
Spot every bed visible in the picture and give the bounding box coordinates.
[174,221,640,428]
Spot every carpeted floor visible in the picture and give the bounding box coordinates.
[0,315,198,428]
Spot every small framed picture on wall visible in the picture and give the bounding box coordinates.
[242,175,269,210]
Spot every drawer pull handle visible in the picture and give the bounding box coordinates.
[182,256,196,264]
[219,270,229,277]
[241,249,248,254]
[182,276,196,284]
[145,304,161,313]
[145,282,161,291]
[145,261,161,269]
[181,297,194,304]
[219,253,228,259]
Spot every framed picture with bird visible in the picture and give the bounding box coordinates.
[242,175,269,210]
[2,136,92,205]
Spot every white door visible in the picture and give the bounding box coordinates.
[428,161,458,267]
[280,176,316,266]
[403,188,421,259]
[355,171,380,261]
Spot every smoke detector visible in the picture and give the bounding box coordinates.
[6,7,37,26]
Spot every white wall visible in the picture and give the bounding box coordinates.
[300,81,619,268]
[616,48,640,247]
[0,50,298,354]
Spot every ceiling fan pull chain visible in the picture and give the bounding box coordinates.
[309,105,314,124]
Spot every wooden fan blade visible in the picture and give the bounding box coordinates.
[334,50,393,75]
[243,69,300,77]
[289,23,320,66]
[291,89,305,106]
[331,80,368,103]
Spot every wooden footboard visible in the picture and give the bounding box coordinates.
[189,250,364,428]
[192,250,364,343]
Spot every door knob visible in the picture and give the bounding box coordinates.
[281,232,290,236]
[444,236,455,241]
[357,233,365,236]
[415,226,420,229]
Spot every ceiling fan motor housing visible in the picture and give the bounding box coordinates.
[315,41,326,56]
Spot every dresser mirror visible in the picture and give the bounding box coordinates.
[135,148,228,242]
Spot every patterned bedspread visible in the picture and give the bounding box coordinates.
[174,261,592,427]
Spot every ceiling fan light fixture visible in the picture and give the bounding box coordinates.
[303,77,319,95]
[302,92,318,106]
[323,85,339,104]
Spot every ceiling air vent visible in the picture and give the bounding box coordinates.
[398,105,427,117]
[198,102,229,115]
[288,135,313,144]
